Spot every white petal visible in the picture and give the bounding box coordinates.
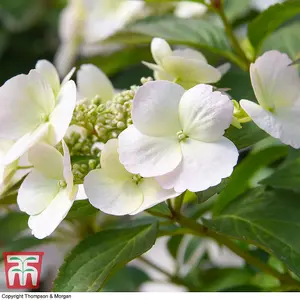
[76,184,87,200]
[172,48,207,63]
[77,64,114,102]
[132,81,184,137]
[179,84,233,142]
[62,140,73,191]
[119,125,182,177]
[217,62,231,76]
[174,1,207,18]
[4,123,50,165]
[151,38,172,66]
[28,187,76,239]
[250,50,300,110]
[84,0,144,43]
[0,140,14,182]
[35,60,60,96]
[240,99,300,148]
[156,138,238,193]
[142,61,164,72]
[48,80,77,145]
[101,139,131,180]
[0,71,54,140]
[28,143,64,180]
[154,69,175,81]
[163,56,221,86]
[54,42,78,77]
[84,169,143,216]
[62,67,76,86]
[17,170,59,215]
[130,178,179,215]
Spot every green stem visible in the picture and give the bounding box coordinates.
[217,7,250,70]
[173,212,300,288]
[138,256,194,290]
[174,192,185,214]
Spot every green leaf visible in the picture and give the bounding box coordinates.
[248,0,300,51]
[146,202,171,217]
[225,122,268,151]
[53,222,158,292]
[128,16,235,61]
[198,268,253,292]
[213,145,288,215]
[207,187,300,277]
[66,201,98,220]
[251,273,280,289]
[102,266,150,292]
[261,22,300,62]
[183,236,201,264]
[0,212,28,242]
[167,235,184,260]
[261,156,300,193]
[196,178,229,204]
[216,67,255,100]
[79,46,152,76]
[224,0,251,22]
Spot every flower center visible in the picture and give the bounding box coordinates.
[177,130,187,142]
[132,174,142,185]
[40,113,49,123]
[58,180,67,188]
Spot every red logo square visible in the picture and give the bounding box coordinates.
[3,252,44,289]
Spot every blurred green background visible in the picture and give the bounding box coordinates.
[0,0,153,88]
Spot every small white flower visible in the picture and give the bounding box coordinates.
[17,142,79,239]
[143,38,225,89]
[240,51,300,149]
[118,81,238,193]
[174,1,207,18]
[77,64,114,103]
[84,139,178,216]
[55,0,145,76]
[0,60,76,165]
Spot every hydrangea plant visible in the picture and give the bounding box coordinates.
[1,0,300,293]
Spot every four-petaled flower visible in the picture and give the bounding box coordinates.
[119,81,238,193]
[143,38,228,89]
[240,51,300,149]
[84,139,178,215]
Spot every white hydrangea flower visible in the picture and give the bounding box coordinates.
[0,60,77,165]
[84,139,178,216]
[55,0,145,76]
[118,81,238,193]
[240,51,300,149]
[77,64,114,103]
[17,142,80,239]
[143,38,227,89]
[174,1,207,18]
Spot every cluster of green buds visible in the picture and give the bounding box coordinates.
[231,100,251,129]
[61,77,153,182]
